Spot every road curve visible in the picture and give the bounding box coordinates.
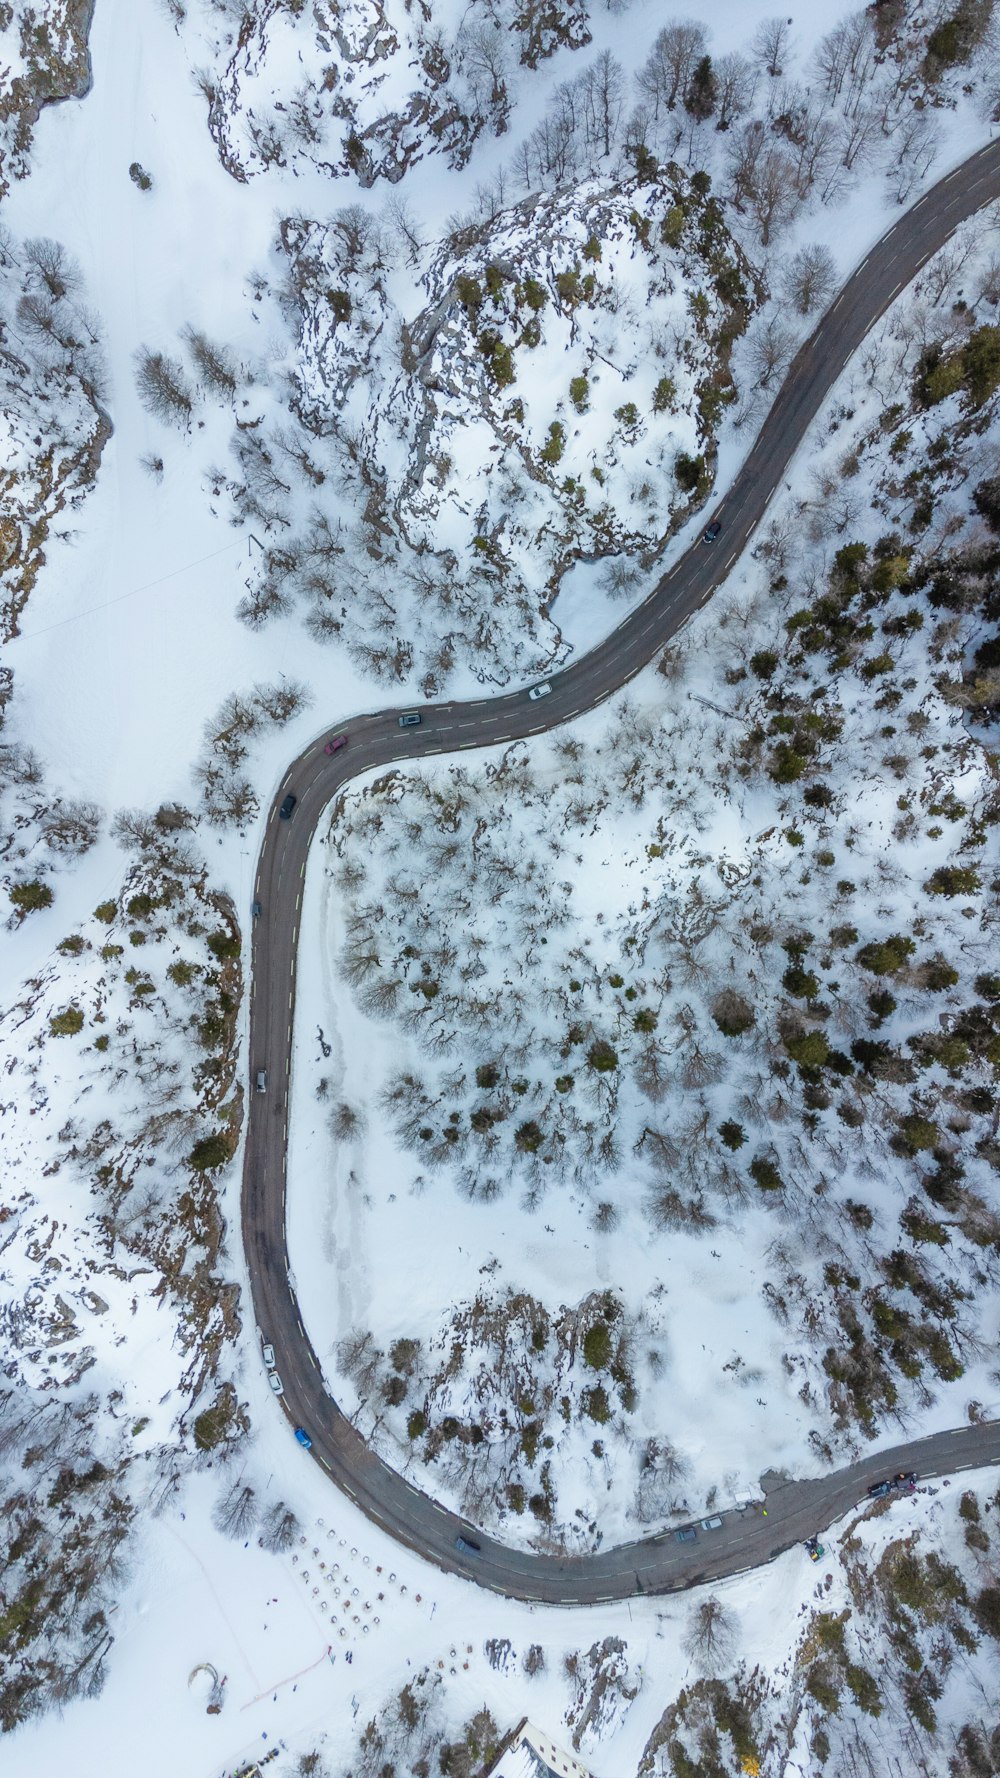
[243,137,1000,1602]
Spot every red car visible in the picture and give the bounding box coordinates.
[324,735,348,755]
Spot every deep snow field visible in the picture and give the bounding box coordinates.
[3,0,1000,1774]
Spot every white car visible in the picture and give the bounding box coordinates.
[528,682,552,701]
[701,1515,723,1531]
[268,1371,284,1397]
[262,1342,275,1369]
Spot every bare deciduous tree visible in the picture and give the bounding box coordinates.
[213,1480,259,1540]
[746,313,796,389]
[752,16,792,80]
[714,51,757,130]
[181,324,239,397]
[259,1501,300,1552]
[782,243,837,316]
[637,21,707,119]
[684,1594,736,1669]
[134,346,195,427]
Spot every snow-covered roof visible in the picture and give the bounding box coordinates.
[486,1723,594,1778]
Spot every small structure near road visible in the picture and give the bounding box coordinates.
[481,1719,594,1778]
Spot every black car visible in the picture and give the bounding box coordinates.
[893,1471,918,1490]
[455,1534,481,1555]
[279,793,297,819]
[703,520,722,544]
[867,1480,891,1500]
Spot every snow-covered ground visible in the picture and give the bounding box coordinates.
[3,0,1000,1769]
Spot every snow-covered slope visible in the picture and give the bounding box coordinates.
[286,221,1000,1549]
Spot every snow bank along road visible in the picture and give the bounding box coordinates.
[243,137,1000,1602]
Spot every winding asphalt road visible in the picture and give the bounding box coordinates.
[242,137,1000,1602]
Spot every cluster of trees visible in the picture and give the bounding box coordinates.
[508,7,990,241]
[636,1486,1000,1774]
[0,1392,132,1730]
[134,323,243,430]
[195,0,993,223]
[193,678,311,828]
[338,1285,643,1536]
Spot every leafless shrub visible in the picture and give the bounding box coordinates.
[134,346,195,427]
[782,242,836,316]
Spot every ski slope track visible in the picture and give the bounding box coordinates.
[243,138,1000,1603]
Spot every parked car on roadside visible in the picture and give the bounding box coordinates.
[268,1371,284,1397]
[261,1342,275,1369]
[867,1480,891,1499]
[893,1472,918,1490]
[674,1526,697,1543]
[701,1516,723,1531]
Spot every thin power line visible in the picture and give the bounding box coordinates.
[11,535,246,643]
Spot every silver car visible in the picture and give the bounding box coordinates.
[268,1371,284,1397]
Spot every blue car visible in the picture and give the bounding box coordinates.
[294,1427,312,1450]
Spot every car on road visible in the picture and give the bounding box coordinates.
[324,735,348,755]
[261,1342,275,1369]
[398,712,422,728]
[279,793,297,819]
[268,1371,284,1396]
[256,1070,267,1094]
[867,1480,892,1499]
[294,1427,313,1450]
[252,899,262,918]
[893,1471,918,1490]
[455,1534,481,1555]
[674,1526,698,1543]
[701,1516,723,1531]
[703,520,722,543]
[528,682,552,701]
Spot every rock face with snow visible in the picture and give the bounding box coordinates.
[269,166,755,684]
[0,226,108,641]
[0,835,247,1726]
[0,0,94,199]
[187,0,589,187]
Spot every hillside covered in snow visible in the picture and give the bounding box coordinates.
[2,0,1000,1771]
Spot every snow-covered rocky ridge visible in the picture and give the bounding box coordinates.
[230,164,755,688]
[0,815,249,1725]
[0,0,94,200]
[182,0,590,188]
[0,225,108,642]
